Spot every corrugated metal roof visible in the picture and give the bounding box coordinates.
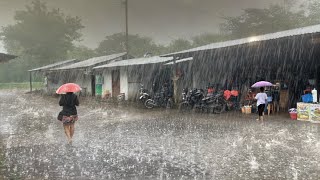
[162,24,320,57]
[164,57,193,65]
[53,52,127,70]
[28,59,79,72]
[93,56,173,69]
[0,53,17,63]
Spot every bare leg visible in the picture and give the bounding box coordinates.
[70,123,75,139]
[63,125,72,143]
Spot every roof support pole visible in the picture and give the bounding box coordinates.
[29,71,32,92]
[125,0,129,60]
[172,57,179,104]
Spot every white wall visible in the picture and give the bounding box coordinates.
[102,70,112,97]
[100,68,130,100]
[120,67,129,100]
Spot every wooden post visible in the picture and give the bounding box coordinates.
[29,71,32,92]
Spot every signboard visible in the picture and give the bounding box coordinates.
[295,102,320,123]
[297,102,310,121]
[310,104,320,123]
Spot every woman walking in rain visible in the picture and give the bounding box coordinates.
[58,92,79,144]
[255,87,268,121]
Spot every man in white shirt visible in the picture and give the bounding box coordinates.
[255,87,268,121]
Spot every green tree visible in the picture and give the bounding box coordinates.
[306,0,320,25]
[165,38,193,53]
[191,33,231,47]
[96,33,163,58]
[67,45,96,60]
[1,0,84,60]
[220,4,308,38]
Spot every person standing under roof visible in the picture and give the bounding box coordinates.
[255,87,268,121]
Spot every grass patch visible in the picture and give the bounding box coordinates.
[0,82,43,90]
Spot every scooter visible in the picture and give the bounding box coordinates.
[144,86,173,109]
[138,84,151,104]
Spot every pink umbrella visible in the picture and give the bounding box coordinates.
[251,81,273,88]
[56,83,82,94]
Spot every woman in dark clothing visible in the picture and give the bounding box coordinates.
[59,92,79,144]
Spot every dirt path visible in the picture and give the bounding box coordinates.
[1,90,320,179]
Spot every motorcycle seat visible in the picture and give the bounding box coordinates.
[202,97,211,101]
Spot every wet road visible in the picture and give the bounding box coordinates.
[1,90,320,179]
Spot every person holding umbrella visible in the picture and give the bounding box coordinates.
[56,83,81,144]
[254,87,268,121]
[252,81,272,121]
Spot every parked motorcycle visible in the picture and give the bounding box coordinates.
[225,96,240,111]
[223,90,240,111]
[179,87,226,114]
[204,90,226,114]
[179,88,205,112]
[138,84,151,104]
[144,84,173,109]
[144,92,173,109]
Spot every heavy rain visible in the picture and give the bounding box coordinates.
[1,0,320,179]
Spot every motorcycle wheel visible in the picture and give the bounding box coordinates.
[166,98,173,109]
[145,99,155,109]
[213,99,226,114]
[193,106,201,113]
[179,102,191,112]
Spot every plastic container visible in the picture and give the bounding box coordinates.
[241,107,246,114]
[241,106,251,114]
[289,112,297,120]
[245,106,252,114]
[302,94,313,103]
[312,88,317,103]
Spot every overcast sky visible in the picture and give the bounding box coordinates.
[0,0,284,52]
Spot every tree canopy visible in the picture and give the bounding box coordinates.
[165,38,193,53]
[67,45,97,61]
[219,1,320,38]
[305,0,320,25]
[0,0,85,82]
[96,33,162,58]
[2,0,320,83]
[191,33,231,47]
[1,0,84,60]
[220,4,308,38]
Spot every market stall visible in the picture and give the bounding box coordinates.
[241,81,281,115]
[295,85,320,123]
